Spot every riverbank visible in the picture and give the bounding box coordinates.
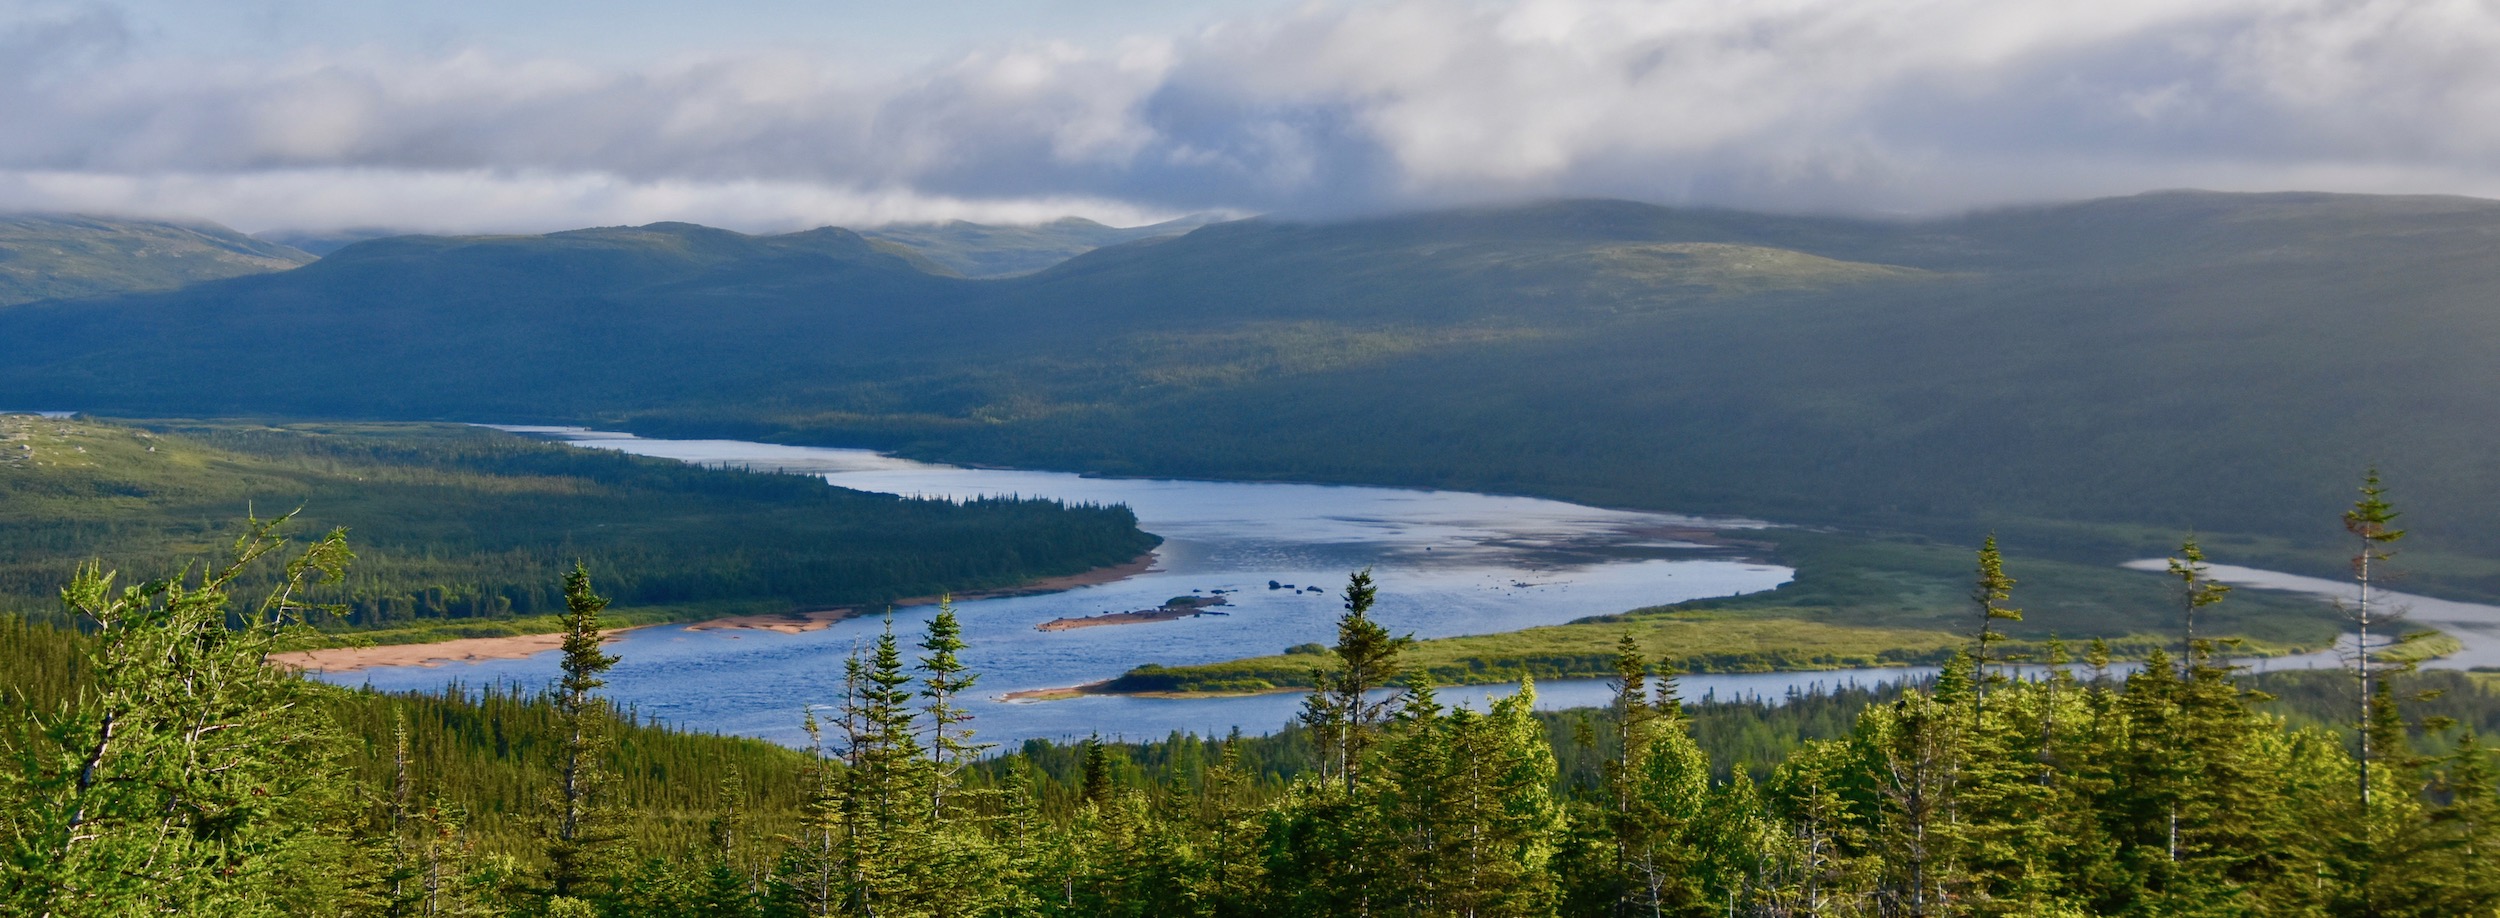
[270,551,1160,673]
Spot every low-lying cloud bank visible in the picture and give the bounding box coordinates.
[3,0,2495,231]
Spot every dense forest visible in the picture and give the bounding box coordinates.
[0,417,1156,641]
[5,499,2498,917]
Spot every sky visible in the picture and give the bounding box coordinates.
[2,0,2496,233]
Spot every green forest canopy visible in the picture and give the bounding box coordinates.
[4,532,2498,917]
[0,416,1156,638]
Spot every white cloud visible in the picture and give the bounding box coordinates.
[1,0,2496,231]
[0,168,1185,234]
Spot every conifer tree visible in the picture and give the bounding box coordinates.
[2165,538,2230,664]
[772,708,842,917]
[844,620,933,914]
[919,598,988,821]
[2344,469,2404,807]
[1193,742,1267,914]
[1300,569,1413,792]
[1438,680,1564,917]
[1564,636,1712,916]
[0,514,356,917]
[1376,677,1457,914]
[1761,739,1869,916]
[1865,659,1972,917]
[1967,537,2022,709]
[545,562,621,903]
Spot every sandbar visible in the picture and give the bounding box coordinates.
[267,551,1160,673]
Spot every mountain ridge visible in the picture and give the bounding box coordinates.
[0,213,314,307]
[5,191,2498,578]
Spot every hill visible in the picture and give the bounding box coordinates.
[4,192,2499,590]
[251,226,414,256]
[860,213,1222,277]
[0,213,313,306]
[0,416,1155,638]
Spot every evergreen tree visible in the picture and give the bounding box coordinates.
[1300,569,1413,792]
[2166,538,2231,663]
[1759,739,1872,916]
[1559,636,1712,917]
[919,598,988,820]
[0,515,357,917]
[545,562,622,903]
[1967,537,2022,709]
[1437,681,1565,917]
[772,709,842,917]
[1862,660,1972,917]
[2343,469,2405,808]
[844,621,934,915]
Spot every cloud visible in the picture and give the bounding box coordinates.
[0,168,1185,234]
[1,0,2496,231]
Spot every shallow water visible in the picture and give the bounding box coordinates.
[2117,560,2500,670]
[321,429,1798,746]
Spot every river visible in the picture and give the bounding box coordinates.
[317,429,1799,746]
[313,430,2500,748]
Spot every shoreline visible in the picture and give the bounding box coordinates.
[269,627,638,674]
[271,551,1161,674]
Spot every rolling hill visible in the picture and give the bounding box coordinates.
[3,191,2498,591]
[859,214,1223,277]
[0,213,313,306]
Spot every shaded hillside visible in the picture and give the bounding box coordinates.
[861,214,1222,277]
[5,193,2500,583]
[0,213,313,306]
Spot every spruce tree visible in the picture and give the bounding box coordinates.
[2165,538,2231,665]
[0,515,356,917]
[1967,537,2022,709]
[1300,569,1414,792]
[545,562,621,903]
[919,599,988,821]
[2343,469,2405,807]
[843,621,932,914]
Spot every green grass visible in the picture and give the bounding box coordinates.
[1102,528,2348,694]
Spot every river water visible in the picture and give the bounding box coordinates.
[318,429,1799,746]
[312,430,2500,748]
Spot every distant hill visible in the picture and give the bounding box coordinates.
[7,192,2500,587]
[861,214,1223,277]
[251,227,414,256]
[0,214,313,306]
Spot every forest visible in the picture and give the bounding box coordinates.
[4,485,2498,917]
[0,417,1157,641]
[16,194,2500,601]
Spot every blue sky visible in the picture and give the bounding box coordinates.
[2,0,2495,232]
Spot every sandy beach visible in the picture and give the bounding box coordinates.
[269,628,634,673]
[270,551,1160,673]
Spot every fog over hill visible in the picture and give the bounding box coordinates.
[5,191,2499,586]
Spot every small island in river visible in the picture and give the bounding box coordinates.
[1036,594,1230,631]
